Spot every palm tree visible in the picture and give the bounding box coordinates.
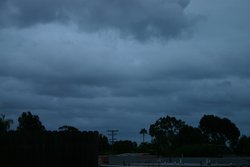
[0,114,13,134]
[139,128,148,143]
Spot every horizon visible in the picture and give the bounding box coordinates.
[4,112,246,144]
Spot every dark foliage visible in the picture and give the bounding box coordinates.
[137,142,155,154]
[235,135,250,155]
[199,115,240,149]
[113,140,137,154]
[149,115,186,156]
[99,134,110,154]
[17,111,45,132]
[58,125,79,132]
[1,111,248,159]
[175,126,205,146]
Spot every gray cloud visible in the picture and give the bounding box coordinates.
[1,0,250,141]
[0,0,198,41]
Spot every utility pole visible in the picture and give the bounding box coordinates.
[107,130,119,145]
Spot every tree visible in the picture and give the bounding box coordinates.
[235,135,250,155]
[199,115,240,149]
[137,142,154,154]
[113,140,137,154]
[176,125,205,146]
[149,115,186,155]
[139,128,148,143]
[17,111,45,132]
[0,114,13,134]
[58,125,79,132]
[98,134,110,154]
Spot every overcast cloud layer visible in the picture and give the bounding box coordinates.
[1,0,250,142]
[0,0,198,41]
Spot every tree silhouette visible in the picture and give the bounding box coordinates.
[17,111,45,132]
[0,114,13,134]
[176,125,205,146]
[99,134,110,154]
[149,115,186,155]
[113,140,137,154]
[139,128,147,143]
[58,125,79,132]
[236,135,250,155]
[199,115,240,149]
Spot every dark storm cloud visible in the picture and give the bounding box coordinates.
[0,0,198,41]
[1,0,250,140]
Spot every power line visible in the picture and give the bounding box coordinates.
[107,129,119,145]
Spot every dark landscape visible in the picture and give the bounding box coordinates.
[1,0,250,166]
[1,112,250,166]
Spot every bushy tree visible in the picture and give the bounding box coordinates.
[17,111,45,132]
[149,115,186,155]
[199,115,240,149]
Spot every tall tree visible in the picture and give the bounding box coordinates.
[199,115,240,148]
[0,114,13,134]
[139,128,148,143]
[17,111,45,132]
[149,115,186,155]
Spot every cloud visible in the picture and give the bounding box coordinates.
[0,0,198,41]
[1,0,250,140]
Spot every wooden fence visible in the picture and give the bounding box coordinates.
[0,131,98,167]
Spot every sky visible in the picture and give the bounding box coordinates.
[1,0,250,143]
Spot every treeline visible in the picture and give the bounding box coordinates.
[0,112,98,167]
[99,115,250,157]
[1,112,250,158]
